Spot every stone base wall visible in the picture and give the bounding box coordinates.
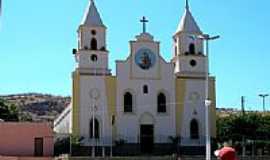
[71,144,174,156]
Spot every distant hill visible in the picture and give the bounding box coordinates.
[0,93,71,122]
[216,107,268,118]
[0,93,263,122]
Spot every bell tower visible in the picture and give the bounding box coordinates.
[172,0,206,78]
[75,0,110,75]
[71,0,113,146]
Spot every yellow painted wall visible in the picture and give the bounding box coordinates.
[175,77,217,138]
[175,78,186,136]
[72,70,80,136]
[105,76,117,140]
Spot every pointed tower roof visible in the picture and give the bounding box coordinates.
[175,0,202,34]
[81,0,105,27]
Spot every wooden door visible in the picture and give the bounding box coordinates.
[34,137,43,156]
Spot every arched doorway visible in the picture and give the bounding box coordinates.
[139,113,155,153]
[190,119,199,139]
[89,118,100,139]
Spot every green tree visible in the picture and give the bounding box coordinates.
[217,114,234,142]
[0,98,19,121]
[217,112,270,142]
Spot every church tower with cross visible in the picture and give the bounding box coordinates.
[54,0,216,155]
[70,0,113,147]
[76,0,110,75]
[172,0,206,77]
[172,0,216,147]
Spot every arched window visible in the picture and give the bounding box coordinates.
[157,93,166,113]
[189,43,196,55]
[89,119,100,139]
[124,92,133,113]
[190,119,199,139]
[90,38,97,50]
[143,85,148,94]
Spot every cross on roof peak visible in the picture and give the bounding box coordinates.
[140,16,149,33]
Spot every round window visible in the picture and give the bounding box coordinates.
[91,54,98,62]
[190,59,197,67]
[91,30,96,35]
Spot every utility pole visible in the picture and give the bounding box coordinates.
[241,96,246,156]
[259,94,269,112]
[241,96,245,115]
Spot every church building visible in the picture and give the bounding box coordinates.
[54,0,216,153]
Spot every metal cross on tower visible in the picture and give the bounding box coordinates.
[140,16,149,33]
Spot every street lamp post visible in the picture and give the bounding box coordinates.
[259,94,269,112]
[92,102,96,158]
[197,34,220,160]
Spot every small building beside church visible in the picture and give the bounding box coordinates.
[54,0,217,154]
[0,122,53,157]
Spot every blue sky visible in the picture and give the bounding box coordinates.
[0,0,269,110]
